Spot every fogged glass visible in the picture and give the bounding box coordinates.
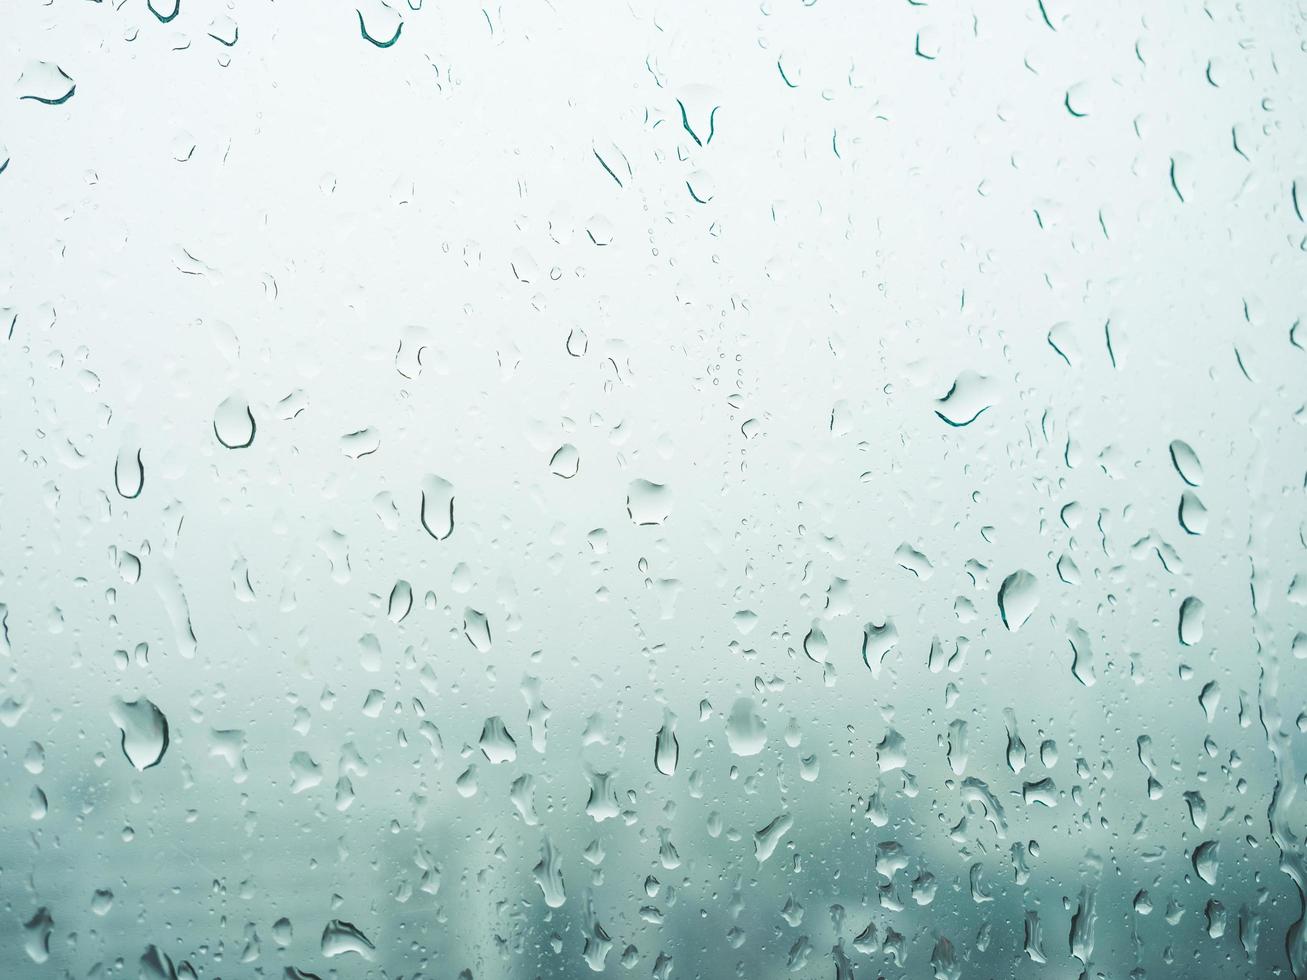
[3,2,1306,978]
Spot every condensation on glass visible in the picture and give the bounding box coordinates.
[2,1,1306,978]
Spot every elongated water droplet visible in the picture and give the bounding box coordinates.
[1169,439,1203,486]
[387,580,412,623]
[753,812,793,862]
[802,624,827,663]
[1179,596,1206,646]
[23,907,53,963]
[114,446,145,499]
[1193,840,1220,884]
[419,474,455,539]
[654,713,679,776]
[533,836,567,907]
[1178,491,1208,535]
[463,607,491,652]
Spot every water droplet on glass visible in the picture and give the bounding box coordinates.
[549,444,580,478]
[1178,596,1206,646]
[1169,439,1203,486]
[114,445,145,499]
[935,370,997,426]
[23,907,52,963]
[627,479,671,526]
[321,919,376,959]
[419,474,455,540]
[998,570,1039,631]
[18,61,76,104]
[213,395,256,449]
[654,713,679,776]
[463,607,491,652]
[109,697,170,770]
[479,716,517,764]
[725,698,766,756]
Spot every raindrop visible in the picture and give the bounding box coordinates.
[464,607,491,652]
[753,812,793,862]
[534,836,567,907]
[1178,596,1205,646]
[356,1,402,47]
[802,624,828,664]
[1193,840,1220,884]
[213,395,256,449]
[998,570,1039,631]
[321,919,376,959]
[340,427,380,459]
[18,62,76,105]
[419,475,455,539]
[654,713,679,776]
[109,697,170,770]
[1178,491,1208,535]
[935,370,997,426]
[549,444,580,478]
[725,698,766,756]
[1169,439,1203,485]
[627,479,672,525]
[114,446,145,499]
[23,907,52,963]
[387,580,412,623]
[479,716,517,764]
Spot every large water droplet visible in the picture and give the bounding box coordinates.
[357,1,403,47]
[114,446,145,498]
[387,580,412,623]
[754,812,793,862]
[533,836,567,907]
[110,697,170,770]
[1178,491,1208,535]
[549,443,580,478]
[213,395,256,449]
[725,698,766,756]
[654,713,679,776]
[627,479,672,525]
[1193,840,1220,884]
[1169,439,1203,486]
[935,370,997,426]
[18,62,76,105]
[479,716,517,764]
[1178,596,1205,646]
[321,919,376,959]
[419,474,455,540]
[464,607,491,652]
[998,570,1039,631]
[23,907,53,963]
